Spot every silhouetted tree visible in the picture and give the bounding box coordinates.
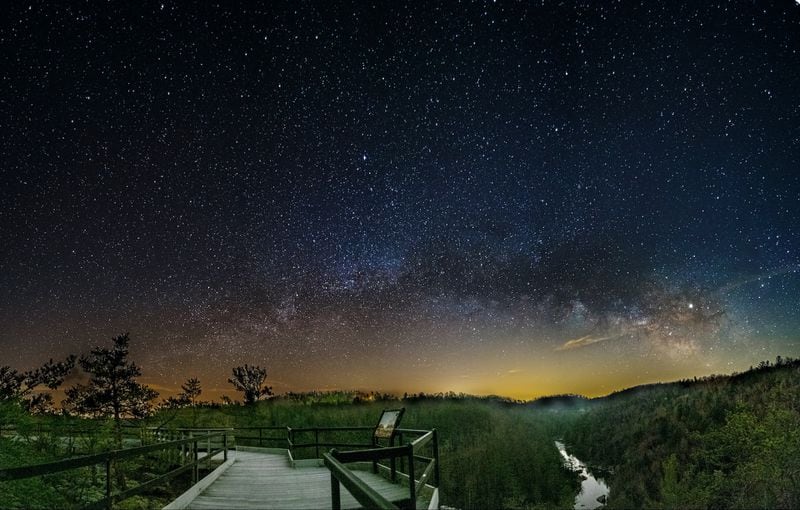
[228,364,272,404]
[0,356,76,413]
[63,333,158,446]
[180,377,202,406]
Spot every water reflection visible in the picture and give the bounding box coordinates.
[555,440,610,510]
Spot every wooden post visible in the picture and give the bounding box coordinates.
[315,429,320,459]
[207,432,211,464]
[259,428,263,447]
[390,434,397,482]
[105,458,112,510]
[399,432,405,474]
[191,433,198,484]
[223,433,228,462]
[407,445,416,510]
[330,473,341,510]
[433,429,440,487]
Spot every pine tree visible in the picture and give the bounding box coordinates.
[63,333,158,445]
[180,377,202,406]
[0,356,76,413]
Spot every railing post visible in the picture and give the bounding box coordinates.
[315,429,320,459]
[329,448,342,510]
[224,432,228,462]
[207,431,211,463]
[259,427,263,447]
[407,443,416,510]
[105,458,112,510]
[433,428,440,488]
[399,431,405,474]
[330,472,341,510]
[390,434,397,482]
[191,433,198,484]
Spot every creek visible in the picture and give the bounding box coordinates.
[555,440,610,509]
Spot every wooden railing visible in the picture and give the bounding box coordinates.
[324,428,440,510]
[0,431,229,509]
[143,425,441,509]
[168,425,378,456]
[324,451,397,510]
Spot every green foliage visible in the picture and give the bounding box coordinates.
[659,454,681,509]
[563,359,800,508]
[0,438,69,509]
[156,397,579,509]
[7,355,796,509]
[2,397,579,509]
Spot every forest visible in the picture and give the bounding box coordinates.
[1,333,799,509]
[562,357,800,509]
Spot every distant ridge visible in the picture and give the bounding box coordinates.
[527,356,800,407]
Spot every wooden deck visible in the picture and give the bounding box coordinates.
[165,448,423,510]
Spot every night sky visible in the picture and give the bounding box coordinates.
[2,1,799,400]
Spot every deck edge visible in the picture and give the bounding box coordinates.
[162,455,236,510]
[236,445,289,455]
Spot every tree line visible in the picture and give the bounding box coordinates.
[0,334,274,442]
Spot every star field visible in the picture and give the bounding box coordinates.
[1,1,799,399]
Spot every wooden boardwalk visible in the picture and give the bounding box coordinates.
[165,448,423,510]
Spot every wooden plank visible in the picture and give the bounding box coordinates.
[323,453,397,509]
[427,488,440,510]
[163,456,236,510]
[166,450,429,510]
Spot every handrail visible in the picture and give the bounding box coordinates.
[321,428,440,510]
[396,428,432,435]
[291,426,374,432]
[291,442,372,449]
[323,452,398,510]
[150,424,441,510]
[0,433,220,481]
[0,432,229,509]
[410,430,434,452]
[330,444,411,463]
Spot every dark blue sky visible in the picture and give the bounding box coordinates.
[1,1,798,398]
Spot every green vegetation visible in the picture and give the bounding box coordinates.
[562,358,800,508]
[1,397,579,509]
[160,397,580,509]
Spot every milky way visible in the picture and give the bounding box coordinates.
[1,2,799,399]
